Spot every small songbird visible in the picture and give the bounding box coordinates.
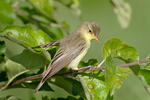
[34,22,100,93]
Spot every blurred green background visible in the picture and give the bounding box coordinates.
[57,0,150,100]
[0,0,150,100]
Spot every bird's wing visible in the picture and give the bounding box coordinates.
[35,41,85,93]
[32,41,60,49]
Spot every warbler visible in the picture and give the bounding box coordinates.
[34,21,100,93]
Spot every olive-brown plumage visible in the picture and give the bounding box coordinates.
[35,22,100,93]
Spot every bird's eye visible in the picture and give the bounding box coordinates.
[88,29,92,33]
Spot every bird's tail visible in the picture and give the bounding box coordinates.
[34,79,45,93]
[34,67,53,93]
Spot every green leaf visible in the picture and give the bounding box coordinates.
[144,62,150,71]
[2,60,29,89]
[3,39,50,69]
[11,49,50,69]
[106,92,113,100]
[105,56,131,95]
[0,0,16,28]
[0,41,5,55]
[49,76,85,97]
[1,25,52,50]
[5,59,26,80]
[34,82,72,100]
[0,88,34,100]
[139,69,150,86]
[105,56,116,94]
[48,26,64,40]
[29,0,53,17]
[103,38,139,75]
[103,38,139,61]
[79,59,98,68]
[79,75,109,100]
[0,40,5,63]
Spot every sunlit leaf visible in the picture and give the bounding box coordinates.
[103,38,139,61]
[103,38,139,75]
[103,39,133,95]
[79,75,109,100]
[105,56,131,95]
[1,25,52,50]
[105,56,116,95]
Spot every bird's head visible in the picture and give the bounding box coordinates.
[78,22,100,42]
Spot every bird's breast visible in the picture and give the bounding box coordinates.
[67,42,91,70]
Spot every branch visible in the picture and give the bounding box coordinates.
[0,57,149,89]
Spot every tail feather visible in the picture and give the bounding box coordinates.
[34,67,53,93]
[34,79,45,93]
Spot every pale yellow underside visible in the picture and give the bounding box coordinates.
[67,41,91,70]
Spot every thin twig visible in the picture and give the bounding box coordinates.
[138,76,150,96]
[0,57,149,89]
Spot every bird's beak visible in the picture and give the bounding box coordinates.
[95,35,100,42]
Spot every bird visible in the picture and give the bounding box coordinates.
[34,21,100,93]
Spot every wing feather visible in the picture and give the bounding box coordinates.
[35,41,85,93]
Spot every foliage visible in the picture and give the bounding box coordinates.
[0,0,150,100]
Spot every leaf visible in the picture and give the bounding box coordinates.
[0,40,5,55]
[29,0,53,17]
[5,60,26,80]
[103,38,137,94]
[79,75,109,100]
[1,25,52,50]
[103,38,139,75]
[103,38,139,61]
[34,82,72,100]
[105,56,116,94]
[11,49,49,69]
[144,62,150,71]
[79,59,98,68]
[48,26,64,40]
[0,40,5,63]
[111,0,131,29]
[0,0,16,28]
[106,92,113,100]
[139,69,150,86]
[2,60,29,90]
[49,76,85,97]
[57,0,80,17]
[0,88,34,100]
[3,39,49,69]
[105,56,131,95]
